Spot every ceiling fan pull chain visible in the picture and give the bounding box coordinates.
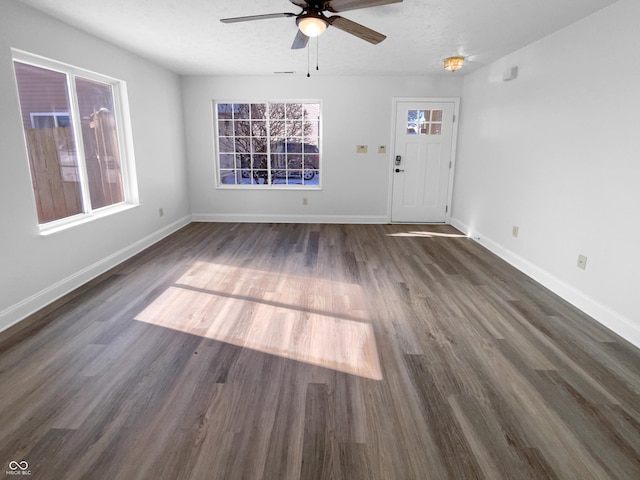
[307,41,311,77]
[316,37,319,71]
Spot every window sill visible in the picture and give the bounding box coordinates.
[39,203,139,236]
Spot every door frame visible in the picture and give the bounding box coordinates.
[387,97,460,223]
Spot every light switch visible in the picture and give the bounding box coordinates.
[378,146,387,154]
[356,145,368,153]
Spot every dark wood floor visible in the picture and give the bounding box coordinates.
[1,223,638,479]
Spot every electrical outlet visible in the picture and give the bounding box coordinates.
[302,198,308,206]
[512,225,519,238]
[356,145,368,153]
[577,254,588,270]
[159,207,164,217]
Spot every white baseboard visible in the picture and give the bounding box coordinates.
[191,213,389,224]
[450,217,640,349]
[0,215,192,334]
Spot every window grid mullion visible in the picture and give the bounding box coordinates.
[266,103,272,186]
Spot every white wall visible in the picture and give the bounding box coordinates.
[452,0,640,347]
[0,1,191,331]
[182,75,462,222]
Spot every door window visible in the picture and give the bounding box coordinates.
[407,109,443,136]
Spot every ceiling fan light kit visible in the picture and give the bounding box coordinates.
[444,56,465,72]
[297,14,328,37]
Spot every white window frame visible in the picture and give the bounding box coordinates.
[213,100,322,190]
[12,49,139,234]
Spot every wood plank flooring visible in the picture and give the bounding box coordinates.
[0,222,638,479]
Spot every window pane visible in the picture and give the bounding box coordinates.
[237,154,251,170]
[302,103,320,119]
[253,154,267,167]
[251,121,266,137]
[304,169,319,184]
[271,153,286,169]
[250,104,267,119]
[431,110,443,122]
[218,120,233,136]
[13,62,83,224]
[33,115,56,128]
[269,120,285,139]
[252,138,267,153]
[235,138,250,153]
[239,171,254,184]
[303,154,319,171]
[235,120,250,136]
[305,121,320,138]
[303,141,319,153]
[287,155,302,169]
[286,174,303,185]
[75,77,124,209]
[219,154,234,169]
[270,139,285,153]
[253,171,268,184]
[286,121,302,137]
[285,103,304,120]
[219,137,234,152]
[285,142,302,153]
[233,104,250,119]
[220,170,237,184]
[217,103,233,119]
[269,103,285,119]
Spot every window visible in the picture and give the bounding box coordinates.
[12,50,136,228]
[407,109,443,135]
[30,112,70,128]
[214,101,320,187]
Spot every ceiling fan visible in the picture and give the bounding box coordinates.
[220,0,403,49]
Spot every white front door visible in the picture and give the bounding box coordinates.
[391,100,457,223]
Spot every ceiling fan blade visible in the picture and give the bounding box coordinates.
[289,1,310,8]
[325,0,402,13]
[291,30,310,49]
[220,13,296,23]
[327,16,386,44]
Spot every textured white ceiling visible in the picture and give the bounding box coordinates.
[16,0,619,76]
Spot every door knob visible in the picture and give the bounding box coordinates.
[395,168,404,173]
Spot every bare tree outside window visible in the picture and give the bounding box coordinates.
[215,101,320,186]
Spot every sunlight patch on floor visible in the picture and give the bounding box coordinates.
[134,262,382,380]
